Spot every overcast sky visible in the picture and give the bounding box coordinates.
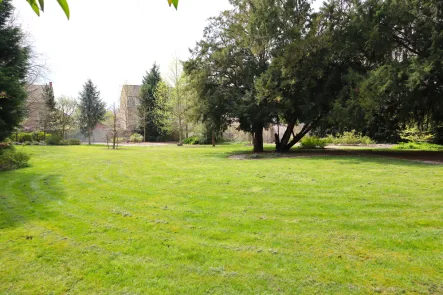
[13,0,321,106]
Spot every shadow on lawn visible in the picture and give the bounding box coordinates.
[224,148,443,167]
[0,170,65,229]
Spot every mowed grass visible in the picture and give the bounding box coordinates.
[0,145,442,294]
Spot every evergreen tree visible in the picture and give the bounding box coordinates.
[138,63,162,142]
[78,79,106,144]
[40,83,57,139]
[0,0,30,141]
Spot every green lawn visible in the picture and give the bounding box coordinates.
[1,145,442,294]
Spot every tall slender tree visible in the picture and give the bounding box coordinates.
[39,83,57,140]
[0,0,30,142]
[78,79,106,144]
[138,63,161,142]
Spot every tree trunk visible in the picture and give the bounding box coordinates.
[186,124,189,139]
[88,128,91,145]
[212,130,215,147]
[275,118,296,152]
[253,124,264,153]
[43,130,46,142]
[143,126,146,143]
[178,117,182,143]
[279,122,315,152]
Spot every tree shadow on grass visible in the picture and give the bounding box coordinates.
[224,148,443,167]
[0,169,65,230]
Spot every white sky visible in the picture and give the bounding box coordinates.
[12,0,321,106]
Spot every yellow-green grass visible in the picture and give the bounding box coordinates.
[1,144,442,294]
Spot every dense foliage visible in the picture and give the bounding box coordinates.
[0,144,30,171]
[139,63,164,142]
[0,0,30,142]
[186,0,443,151]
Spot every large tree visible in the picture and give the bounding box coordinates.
[0,0,30,142]
[78,79,106,145]
[255,0,366,152]
[185,0,277,152]
[313,0,443,143]
[138,63,162,142]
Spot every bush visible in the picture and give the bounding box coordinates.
[394,142,443,151]
[18,132,32,143]
[23,141,31,146]
[66,138,81,145]
[46,134,63,145]
[183,136,202,145]
[0,145,30,171]
[130,133,143,143]
[400,126,434,143]
[325,130,375,145]
[32,131,49,142]
[15,132,51,143]
[300,136,327,149]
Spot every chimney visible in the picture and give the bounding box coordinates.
[49,82,53,88]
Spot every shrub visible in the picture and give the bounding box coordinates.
[300,136,327,149]
[130,133,143,143]
[400,126,434,143]
[46,134,63,145]
[18,132,32,143]
[23,141,31,146]
[66,138,81,145]
[0,145,30,171]
[183,136,202,145]
[32,131,49,142]
[325,130,375,145]
[394,142,443,151]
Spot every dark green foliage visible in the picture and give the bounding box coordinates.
[323,0,443,142]
[14,131,50,143]
[0,0,30,142]
[0,145,30,171]
[40,83,57,132]
[300,137,327,149]
[185,1,280,152]
[139,63,163,141]
[18,133,33,143]
[183,136,202,145]
[46,134,63,145]
[78,79,106,144]
[45,135,80,145]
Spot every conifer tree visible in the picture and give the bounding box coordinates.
[0,0,30,141]
[40,83,56,139]
[78,79,106,144]
[138,63,162,142]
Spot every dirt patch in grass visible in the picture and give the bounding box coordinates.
[229,149,443,164]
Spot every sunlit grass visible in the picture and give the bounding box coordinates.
[1,144,442,294]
